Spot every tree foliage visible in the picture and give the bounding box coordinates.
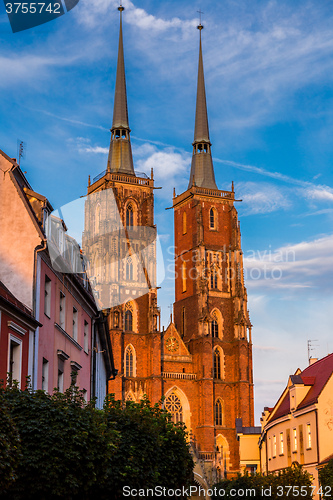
[96,395,194,499]
[212,463,313,499]
[319,459,333,491]
[0,391,21,491]
[0,386,193,500]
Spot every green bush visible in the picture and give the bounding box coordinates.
[212,463,313,499]
[319,459,333,493]
[0,391,21,490]
[0,386,193,500]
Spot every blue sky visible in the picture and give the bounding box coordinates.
[1,0,333,421]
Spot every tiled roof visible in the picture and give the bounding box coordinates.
[297,353,333,409]
[268,353,333,423]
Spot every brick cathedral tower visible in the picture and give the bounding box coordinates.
[83,5,161,404]
[171,22,254,481]
[84,7,255,489]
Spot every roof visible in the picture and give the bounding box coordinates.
[0,281,41,327]
[268,353,333,423]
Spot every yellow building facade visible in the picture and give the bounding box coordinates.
[259,354,333,499]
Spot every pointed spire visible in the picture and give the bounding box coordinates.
[107,5,135,175]
[194,26,210,144]
[188,23,218,190]
[112,5,129,131]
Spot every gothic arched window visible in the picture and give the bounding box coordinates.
[215,399,223,426]
[126,205,133,227]
[165,392,183,423]
[125,345,135,377]
[211,319,219,338]
[125,310,133,331]
[126,257,133,281]
[214,348,223,379]
[210,207,217,230]
[210,269,218,289]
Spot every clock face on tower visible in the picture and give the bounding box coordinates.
[165,336,179,352]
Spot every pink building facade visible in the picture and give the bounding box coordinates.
[0,149,115,405]
[0,281,40,388]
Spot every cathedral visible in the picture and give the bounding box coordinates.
[84,5,254,489]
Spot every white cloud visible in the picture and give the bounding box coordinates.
[236,181,291,215]
[244,234,333,293]
[301,187,333,202]
[0,54,77,87]
[76,0,196,33]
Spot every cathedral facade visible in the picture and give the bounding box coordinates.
[85,6,254,488]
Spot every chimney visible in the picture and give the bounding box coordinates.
[309,357,318,366]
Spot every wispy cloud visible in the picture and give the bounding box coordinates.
[135,143,190,198]
[237,181,291,215]
[244,234,333,293]
[301,186,333,202]
[76,0,196,33]
[0,54,77,87]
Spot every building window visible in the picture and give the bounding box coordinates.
[211,318,219,338]
[182,261,187,292]
[126,257,133,281]
[293,428,297,451]
[8,336,22,387]
[182,211,187,234]
[59,291,65,330]
[306,424,312,449]
[125,310,133,331]
[273,435,277,458]
[210,269,218,289]
[42,358,49,392]
[44,275,51,317]
[214,348,222,379]
[280,432,284,455]
[165,392,183,423]
[126,205,133,227]
[73,307,78,341]
[84,320,89,354]
[215,399,223,426]
[125,345,135,377]
[71,370,78,386]
[58,368,64,392]
[268,437,272,459]
[57,350,68,393]
[210,208,216,229]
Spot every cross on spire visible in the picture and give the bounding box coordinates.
[197,9,204,27]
